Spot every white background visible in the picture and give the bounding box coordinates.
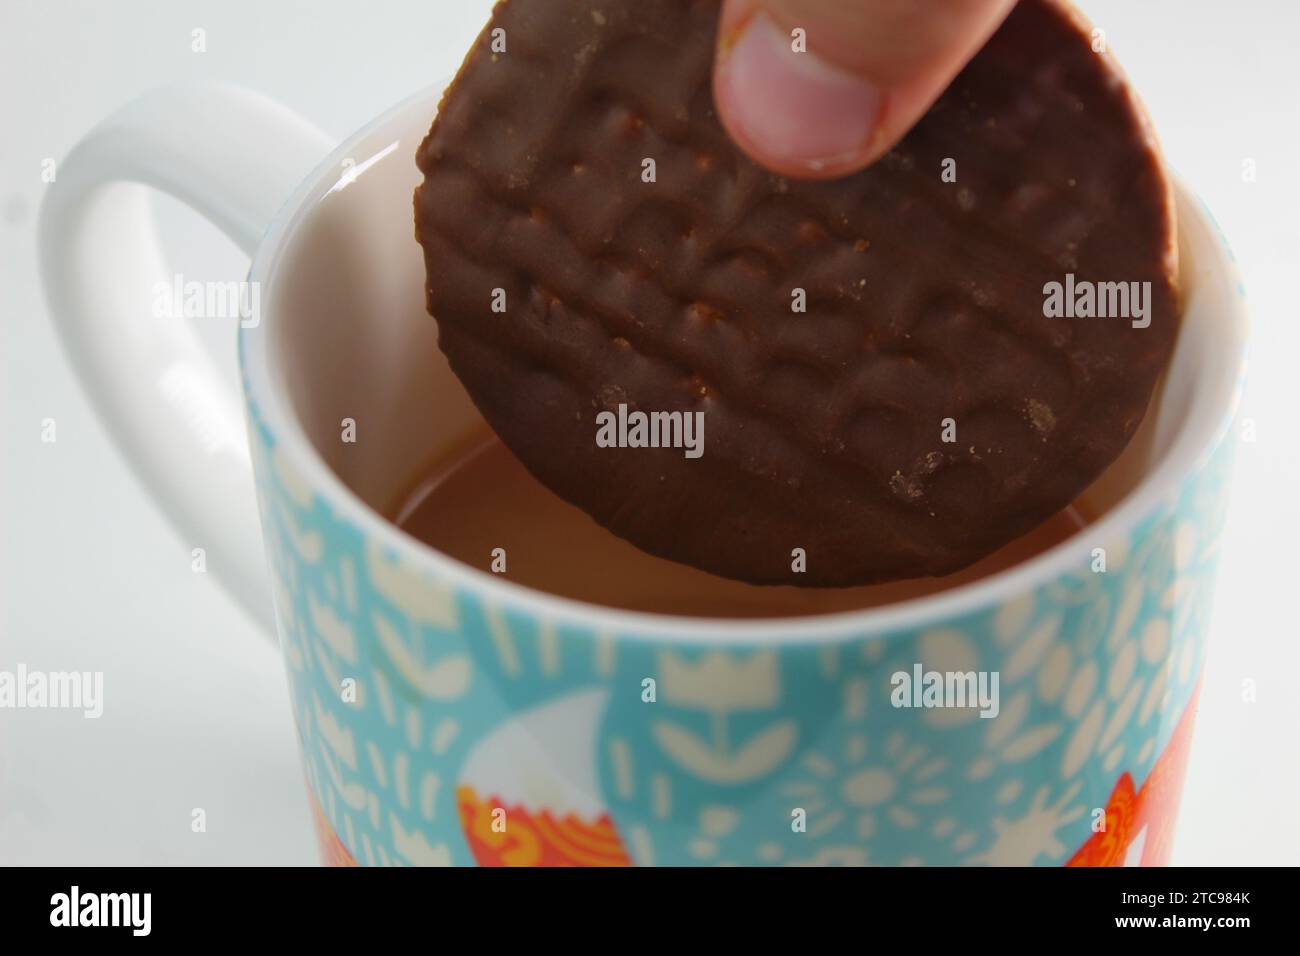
[1,0,1297,866]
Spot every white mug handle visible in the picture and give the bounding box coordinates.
[38,84,335,635]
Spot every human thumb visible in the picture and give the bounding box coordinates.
[713,0,1018,179]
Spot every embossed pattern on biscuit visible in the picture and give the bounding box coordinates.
[415,0,1177,586]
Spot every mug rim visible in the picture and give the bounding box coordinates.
[240,85,1248,644]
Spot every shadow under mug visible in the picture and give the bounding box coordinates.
[40,84,1247,866]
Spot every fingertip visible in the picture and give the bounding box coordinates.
[713,10,884,180]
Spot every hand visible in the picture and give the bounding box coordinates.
[713,0,1018,179]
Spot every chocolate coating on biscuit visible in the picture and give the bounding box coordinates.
[415,0,1177,586]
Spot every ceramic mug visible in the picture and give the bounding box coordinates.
[40,84,1247,866]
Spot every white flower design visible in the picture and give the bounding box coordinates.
[965,783,1085,866]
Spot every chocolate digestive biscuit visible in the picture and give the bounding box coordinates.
[414,0,1178,586]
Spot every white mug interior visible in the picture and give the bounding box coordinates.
[242,86,1248,639]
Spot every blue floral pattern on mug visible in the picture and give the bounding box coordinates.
[244,371,1237,867]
